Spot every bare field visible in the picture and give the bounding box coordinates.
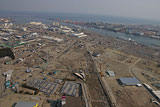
[89,44,159,107]
[1,28,160,107]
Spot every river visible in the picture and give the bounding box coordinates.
[0,10,160,48]
[83,26,160,48]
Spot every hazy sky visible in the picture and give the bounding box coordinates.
[0,0,160,20]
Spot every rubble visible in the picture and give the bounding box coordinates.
[0,18,160,107]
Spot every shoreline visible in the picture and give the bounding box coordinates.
[83,29,160,63]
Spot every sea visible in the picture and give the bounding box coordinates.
[0,10,160,48]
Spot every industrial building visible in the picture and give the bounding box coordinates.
[26,79,59,96]
[118,77,140,86]
[14,101,38,107]
[152,91,160,101]
[143,83,160,102]
[29,22,43,25]
[143,83,153,91]
[71,32,87,38]
[61,82,80,97]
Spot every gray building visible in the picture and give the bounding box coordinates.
[119,77,140,86]
[26,79,59,96]
[61,81,79,97]
[15,101,38,107]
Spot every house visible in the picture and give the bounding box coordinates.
[106,70,115,77]
[3,70,13,81]
[92,53,101,57]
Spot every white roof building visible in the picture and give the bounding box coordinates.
[152,90,160,101]
[29,22,43,25]
[107,70,115,77]
[71,32,87,38]
[3,70,13,81]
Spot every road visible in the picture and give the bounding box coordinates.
[84,41,114,107]
[55,39,92,107]
[57,40,77,59]
[129,58,142,79]
[81,82,91,107]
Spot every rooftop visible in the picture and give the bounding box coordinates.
[61,81,80,97]
[14,101,38,107]
[106,70,115,77]
[119,77,140,86]
[152,90,160,101]
[26,79,59,96]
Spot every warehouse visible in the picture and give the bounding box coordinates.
[26,79,59,96]
[14,101,38,107]
[118,77,140,86]
[152,90,160,101]
[61,81,80,97]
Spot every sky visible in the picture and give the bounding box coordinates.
[0,0,160,21]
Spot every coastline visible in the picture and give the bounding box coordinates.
[83,29,160,63]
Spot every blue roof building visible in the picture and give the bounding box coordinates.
[119,77,140,86]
